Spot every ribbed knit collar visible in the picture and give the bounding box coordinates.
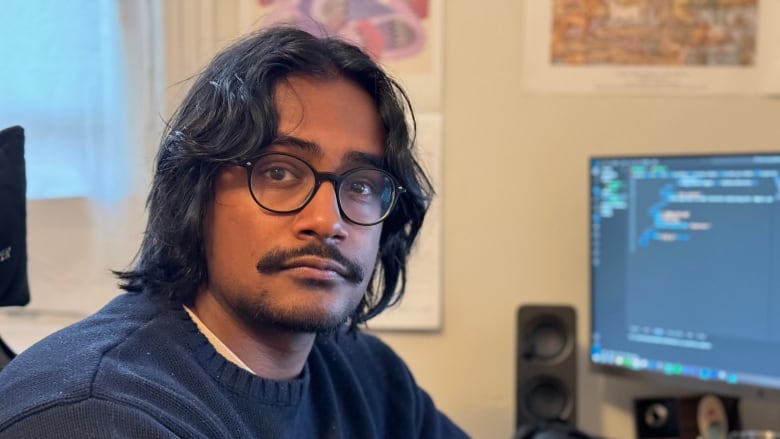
[159,294,309,406]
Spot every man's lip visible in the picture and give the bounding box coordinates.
[281,256,348,277]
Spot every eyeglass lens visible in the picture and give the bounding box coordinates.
[249,153,397,225]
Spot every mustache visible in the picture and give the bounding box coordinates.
[256,243,365,284]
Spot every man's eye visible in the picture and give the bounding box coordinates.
[267,167,288,180]
[348,180,374,195]
[255,164,305,186]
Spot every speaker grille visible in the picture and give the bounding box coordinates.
[522,376,573,420]
[516,304,577,429]
[522,316,574,363]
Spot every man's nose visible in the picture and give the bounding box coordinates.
[293,181,348,242]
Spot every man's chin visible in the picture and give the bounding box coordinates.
[228,284,363,334]
[268,312,351,334]
[237,302,355,334]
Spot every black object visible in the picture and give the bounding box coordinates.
[0,125,30,307]
[516,305,577,432]
[0,337,16,368]
[634,395,740,439]
[0,125,29,369]
[514,419,596,439]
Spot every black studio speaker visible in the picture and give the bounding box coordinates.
[516,305,577,431]
[634,395,740,439]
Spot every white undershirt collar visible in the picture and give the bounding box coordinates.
[183,305,255,374]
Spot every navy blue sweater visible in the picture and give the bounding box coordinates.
[0,291,468,438]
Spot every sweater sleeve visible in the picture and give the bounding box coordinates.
[0,398,190,439]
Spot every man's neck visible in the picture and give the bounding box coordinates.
[187,291,315,380]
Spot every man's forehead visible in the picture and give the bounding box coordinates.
[268,74,385,158]
[263,135,385,168]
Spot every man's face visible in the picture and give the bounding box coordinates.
[200,75,385,333]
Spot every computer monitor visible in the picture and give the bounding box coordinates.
[589,151,780,400]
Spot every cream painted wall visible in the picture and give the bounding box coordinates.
[374,3,780,439]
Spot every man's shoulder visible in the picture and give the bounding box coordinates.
[0,291,188,419]
[4,292,172,365]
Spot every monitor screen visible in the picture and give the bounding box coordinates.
[589,152,780,400]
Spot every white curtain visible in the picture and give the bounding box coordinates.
[0,0,164,351]
[0,0,163,201]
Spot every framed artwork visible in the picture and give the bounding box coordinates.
[238,0,445,111]
[523,0,780,95]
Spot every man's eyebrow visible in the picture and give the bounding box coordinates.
[343,151,383,169]
[271,135,384,168]
[271,135,321,154]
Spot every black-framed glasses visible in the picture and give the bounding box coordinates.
[242,152,406,226]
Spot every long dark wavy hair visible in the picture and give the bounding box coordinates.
[115,26,433,329]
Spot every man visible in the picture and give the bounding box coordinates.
[0,26,468,438]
